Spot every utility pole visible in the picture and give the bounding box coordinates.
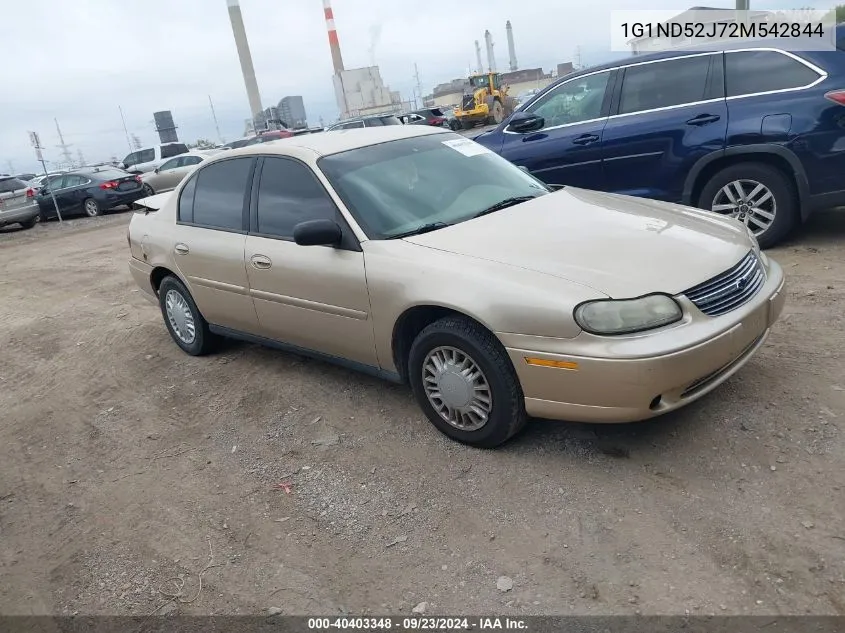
[413,63,423,109]
[118,106,133,153]
[77,148,86,168]
[131,134,142,150]
[209,95,224,144]
[55,119,74,169]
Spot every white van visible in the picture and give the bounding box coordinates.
[120,143,190,174]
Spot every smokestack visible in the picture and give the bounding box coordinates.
[323,0,345,74]
[227,0,263,123]
[484,30,496,72]
[474,40,483,74]
[506,20,517,72]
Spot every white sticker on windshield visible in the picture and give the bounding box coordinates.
[441,138,492,157]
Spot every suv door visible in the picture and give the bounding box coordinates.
[172,156,261,334]
[495,69,613,189]
[244,156,377,366]
[600,53,727,202]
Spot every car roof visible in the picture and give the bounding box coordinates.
[219,124,451,159]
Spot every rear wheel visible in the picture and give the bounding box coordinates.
[142,183,155,196]
[408,316,527,448]
[698,162,797,249]
[83,198,102,217]
[19,217,37,229]
[157,276,216,356]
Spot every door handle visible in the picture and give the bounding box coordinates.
[174,243,189,255]
[251,254,272,269]
[572,134,600,146]
[686,114,721,126]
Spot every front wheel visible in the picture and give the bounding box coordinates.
[408,316,527,448]
[157,276,216,356]
[698,162,797,249]
[83,198,102,217]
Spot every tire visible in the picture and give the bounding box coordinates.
[407,316,527,448]
[460,119,475,130]
[19,217,37,229]
[157,276,216,356]
[83,198,102,217]
[449,120,461,131]
[697,162,797,249]
[142,183,155,196]
[486,99,504,125]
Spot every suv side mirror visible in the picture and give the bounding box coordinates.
[293,219,342,247]
[507,111,545,133]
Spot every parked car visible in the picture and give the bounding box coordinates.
[399,108,455,130]
[220,137,254,150]
[127,125,784,448]
[139,150,218,195]
[120,143,190,174]
[0,176,39,230]
[474,27,845,248]
[243,129,294,145]
[37,167,146,220]
[326,114,402,130]
[15,173,37,182]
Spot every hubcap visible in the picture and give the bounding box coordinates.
[165,289,196,345]
[710,179,776,236]
[85,200,98,216]
[422,346,492,431]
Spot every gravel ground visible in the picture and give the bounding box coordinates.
[0,209,843,617]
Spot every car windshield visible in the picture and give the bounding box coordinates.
[470,75,490,89]
[318,133,550,239]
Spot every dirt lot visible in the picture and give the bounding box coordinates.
[0,209,843,618]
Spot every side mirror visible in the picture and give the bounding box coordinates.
[507,111,545,133]
[119,162,127,170]
[154,167,160,174]
[293,219,342,247]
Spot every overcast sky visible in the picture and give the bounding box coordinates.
[2,0,836,173]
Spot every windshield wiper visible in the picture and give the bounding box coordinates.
[387,221,451,239]
[473,195,539,219]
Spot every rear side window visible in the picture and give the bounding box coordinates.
[255,157,338,238]
[0,178,27,192]
[178,174,198,223]
[190,158,253,231]
[725,51,821,97]
[138,148,155,163]
[619,55,711,115]
[161,143,188,159]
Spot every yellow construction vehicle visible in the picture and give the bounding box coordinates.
[454,72,517,129]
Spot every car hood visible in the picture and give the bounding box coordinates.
[404,187,752,298]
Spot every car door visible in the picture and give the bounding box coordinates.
[171,156,262,335]
[243,156,377,367]
[600,53,727,202]
[496,69,613,188]
[43,175,71,211]
[59,174,90,213]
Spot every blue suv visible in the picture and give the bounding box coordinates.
[474,26,845,248]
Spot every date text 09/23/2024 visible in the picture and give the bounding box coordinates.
[307,617,528,630]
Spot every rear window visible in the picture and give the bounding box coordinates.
[0,178,28,193]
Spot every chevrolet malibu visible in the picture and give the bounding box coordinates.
[127,125,785,448]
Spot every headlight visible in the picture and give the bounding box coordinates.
[574,294,682,335]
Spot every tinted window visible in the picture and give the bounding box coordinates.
[159,157,181,171]
[48,175,67,189]
[191,158,252,230]
[529,71,611,127]
[178,173,198,223]
[138,148,155,163]
[256,157,337,238]
[619,56,711,115]
[0,178,28,192]
[161,143,188,159]
[725,51,820,97]
[64,175,88,187]
[123,152,138,167]
[183,156,203,166]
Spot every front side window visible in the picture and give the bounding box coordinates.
[255,157,338,238]
[63,175,87,188]
[619,55,711,115]
[189,158,253,230]
[319,133,550,239]
[725,51,821,97]
[159,157,181,171]
[528,71,611,128]
[47,175,67,190]
[123,152,138,167]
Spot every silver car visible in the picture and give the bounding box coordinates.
[0,176,39,230]
[139,151,218,196]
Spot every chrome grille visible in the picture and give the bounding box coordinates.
[684,251,765,317]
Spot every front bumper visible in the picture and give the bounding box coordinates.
[502,258,786,423]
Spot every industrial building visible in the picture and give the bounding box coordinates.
[278,96,308,130]
[322,0,402,119]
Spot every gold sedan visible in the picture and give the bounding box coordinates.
[128,125,785,448]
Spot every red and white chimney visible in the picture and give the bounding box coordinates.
[323,0,345,75]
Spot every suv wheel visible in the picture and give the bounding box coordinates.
[407,316,527,448]
[698,162,797,248]
[158,276,215,356]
